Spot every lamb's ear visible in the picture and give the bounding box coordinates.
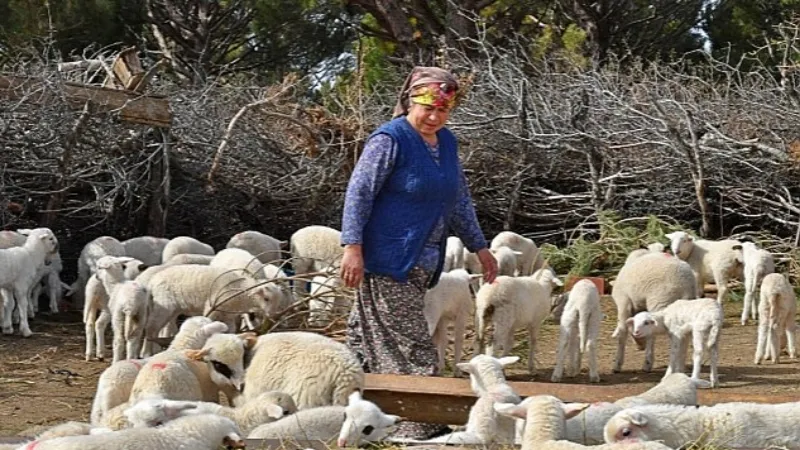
[625,317,636,328]
[348,390,363,405]
[497,356,520,367]
[494,402,527,419]
[266,404,284,419]
[185,348,210,361]
[563,402,590,419]
[664,232,676,240]
[16,228,32,235]
[455,362,473,374]
[238,332,258,349]
[551,276,564,287]
[201,322,228,336]
[628,410,648,426]
[138,264,148,272]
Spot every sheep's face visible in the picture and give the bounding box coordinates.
[456,354,519,394]
[196,333,252,393]
[248,391,298,419]
[337,391,402,447]
[123,259,147,279]
[96,256,136,279]
[626,313,656,340]
[253,283,284,319]
[665,232,693,259]
[550,293,569,325]
[604,409,649,443]
[25,228,59,256]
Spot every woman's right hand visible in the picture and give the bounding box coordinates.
[340,244,365,288]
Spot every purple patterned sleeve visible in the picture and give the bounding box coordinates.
[448,168,488,252]
[341,134,397,245]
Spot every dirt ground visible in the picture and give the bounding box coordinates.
[1,296,798,436]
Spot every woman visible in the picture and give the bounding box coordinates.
[339,66,497,439]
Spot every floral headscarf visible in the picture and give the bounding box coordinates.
[392,66,460,118]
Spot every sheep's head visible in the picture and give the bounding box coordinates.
[550,292,569,325]
[251,282,285,319]
[124,396,198,428]
[96,256,137,278]
[532,267,563,290]
[123,259,148,279]
[604,408,651,443]
[163,414,245,449]
[337,391,403,447]
[23,228,60,256]
[494,395,589,421]
[186,333,255,394]
[664,231,694,259]
[626,312,657,340]
[245,391,298,420]
[456,354,518,395]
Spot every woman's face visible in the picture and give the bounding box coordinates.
[406,103,451,139]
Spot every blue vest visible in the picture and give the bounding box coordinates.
[362,116,460,283]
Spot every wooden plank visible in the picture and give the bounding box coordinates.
[0,75,171,128]
[363,373,800,425]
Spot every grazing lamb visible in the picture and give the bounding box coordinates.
[226,230,285,264]
[490,231,544,275]
[308,274,348,328]
[422,268,472,376]
[248,391,401,447]
[241,331,363,409]
[665,231,743,303]
[290,225,344,295]
[130,332,257,405]
[122,236,170,266]
[443,236,466,272]
[70,236,126,308]
[475,267,563,375]
[160,236,215,264]
[604,402,800,448]
[740,241,776,325]
[496,396,673,450]
[754,272,797,364]
[627,298,722,387]
[551,279,602,383]
[16,414,245,450]
[611,252,696,373]
[0,228,59,337]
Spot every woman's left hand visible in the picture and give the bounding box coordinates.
[476,248,498,284]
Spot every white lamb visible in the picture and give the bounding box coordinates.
[491,245,521,277]
[122,236,170,266]
[308,274,348,328]
[241,331,363,409]
[160,236,215,263]
[611,252,697,373]
[130,332,257,405]
[740,241,776,325]
[665,231,743,303]
[0,229,66,315]
[84,257,147,361]
[443,236,466,272]
[248,391,401,447]
[139,264,281,356]
[69,236,126,308]
[290,225,344,295]
[90,317,229,426]
[754,272,797,364]
[0,228,59,337]
[496,395,673,450]
[627,298,722,387]
[475,267,564,375]
[551,279,602,383]
[211,248,292,319]
[604,402,800,448]
[163,253,214,266]
[226,230,285,264]
[15,414,245,450]
[422,269,472,376]
[491,231,545,275]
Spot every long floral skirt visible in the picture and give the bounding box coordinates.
[346,266,447,439]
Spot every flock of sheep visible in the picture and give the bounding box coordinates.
[0,222,798,449]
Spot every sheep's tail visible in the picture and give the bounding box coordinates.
[124,313,135,341]
[579,311,590,354]
[706,318,721,351]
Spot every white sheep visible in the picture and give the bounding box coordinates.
[122,236,170,266]
[422,268,472,377]
[490,231,544,275]
[665,231,743,304]
[290,225,344,295]
[308,274,348,328]
[740,241,776,325]
[0,228,59,337]
[754,272,797,364]
[139,265,281,356]
[90,317,228,426]
[611,252,697,373]
[17,414,245,450]
[241,331,363,409]
[475,267,564,375]
[69,236,126,308]
[551,279,602,383]
[248,391,401,447]
[163,253,214,266]
[604,402,800,448]
[160,236,215,264]
[226,230,285,264]
[627,298,722,387]
[443,236,466,272]
[495,395,673,450]
[0,229,67,315]
[130,332,257,405]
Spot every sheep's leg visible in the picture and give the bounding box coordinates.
[28,283,38,318]
[768,324,780,364]
[642,335,654,373]
[452,314,466,377]
[677,335,690,373]
[85,307,97,361]
[431,324,447,375]
[786,327,797,359]
[111,311,126,363]
[569,335,582,378]
[126,324,143,361]
[551,325,570,382]
[742,291,754,326]
[665,334,680,377]
[690,331,705,381]
[612,320,627,373]
[586,335,600,383]
[48,272,60,314]
[95,309,111,361]
[712,270,731,304]
[1,289,13,334]
[708,336,719,388]
[754,319,768,364]
[527,326,538,377]
[13,284,32,337]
